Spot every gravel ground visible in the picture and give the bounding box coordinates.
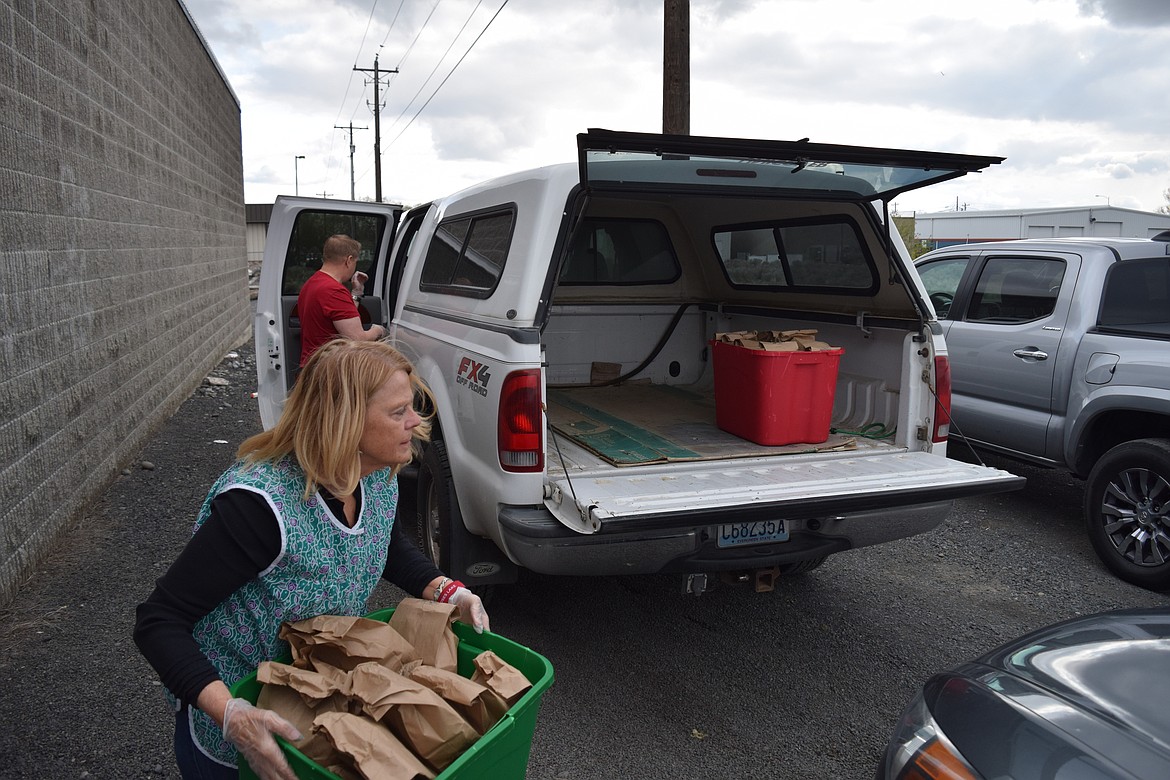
[0,340,269,779]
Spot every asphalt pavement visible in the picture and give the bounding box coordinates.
[2,336,1168,780]
[0,339,270,779]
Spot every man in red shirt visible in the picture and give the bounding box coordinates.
[297,234,386,366]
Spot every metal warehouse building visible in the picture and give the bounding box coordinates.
[914,206,1170,250]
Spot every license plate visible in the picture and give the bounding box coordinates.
[716,519,789,548]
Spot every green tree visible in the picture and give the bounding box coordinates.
[894,215,931,258]
[1159,187,1170,215]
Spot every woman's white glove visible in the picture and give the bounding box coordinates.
[448,586,491,634]
[222,697,302,780]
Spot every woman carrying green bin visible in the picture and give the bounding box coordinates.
[134,339,490,780]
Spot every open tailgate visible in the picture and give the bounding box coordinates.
[544,450,1023,534]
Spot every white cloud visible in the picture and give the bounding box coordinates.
[181,0,1170,213]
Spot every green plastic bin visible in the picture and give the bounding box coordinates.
[231,607,554,780]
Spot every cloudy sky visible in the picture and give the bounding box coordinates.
[181,0,1170,215]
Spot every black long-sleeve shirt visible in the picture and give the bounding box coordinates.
[133,486,442,707]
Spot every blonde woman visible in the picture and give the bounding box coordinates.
[134,339,488,780]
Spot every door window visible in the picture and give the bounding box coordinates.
[280,211,389,296]
[968,257,1065,323]
[917,256,971,319]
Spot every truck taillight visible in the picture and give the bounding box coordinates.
[498,369,544,473]
[933,355,952,443]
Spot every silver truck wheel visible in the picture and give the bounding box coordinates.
[1084,438,1170,591]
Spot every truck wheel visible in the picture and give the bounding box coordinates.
[417,439,458,573]
[1084,439,1170,591]
[416,439,501,602]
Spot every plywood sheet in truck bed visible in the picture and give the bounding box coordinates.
[547,385,856,466]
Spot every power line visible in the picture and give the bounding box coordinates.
[388,0,443,72]
[383,0,485,137]
[350,0,410,124]
[321,1,381,195]
[378,0,410,52]
[385,0,509,149]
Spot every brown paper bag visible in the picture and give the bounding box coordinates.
[715,328,837,352]
[387,598,459,673]
[257,681,351,770]
[313,711,435,780]
[589,361,622,385]
[758,340,799,351]
[348,662,479,772]
[715,330,751,346]
[471,650,532,705]
[258,661,349,708]
[280,615,419,672]
[408,663,510,734]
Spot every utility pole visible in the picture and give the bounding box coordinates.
[334,123,368,200]
[663,0,690,135]
[353,53,398,202]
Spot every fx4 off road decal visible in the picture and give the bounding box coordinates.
[456,356,491,397]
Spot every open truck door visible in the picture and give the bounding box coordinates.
[254,196,402,428]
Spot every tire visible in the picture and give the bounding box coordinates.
[416,439,457,573]
[415,439,497,603]
[1084,438,1170,591]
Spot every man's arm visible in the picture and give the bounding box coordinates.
[334,317,385,341]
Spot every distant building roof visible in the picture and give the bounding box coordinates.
[913,205,1169,219]
[912,205,1170,247]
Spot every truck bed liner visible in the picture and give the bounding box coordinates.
[546,384,860,466]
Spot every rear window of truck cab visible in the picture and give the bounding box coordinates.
[558,218,681,285]
[712,217,878,293]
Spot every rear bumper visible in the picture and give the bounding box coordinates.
[496,500,954,576]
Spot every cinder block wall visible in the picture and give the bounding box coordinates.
[0,0,249,606]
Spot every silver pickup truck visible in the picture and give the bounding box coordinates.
[256,129,1022,594]
[917,235,1170,590]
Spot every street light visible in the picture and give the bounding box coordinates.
[1095,194,1110,206]
[295,155,306,196]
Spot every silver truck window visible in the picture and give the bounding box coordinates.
[559,218,680,285]
[420,208,515,297]
[1099,258,1170,335]
[918,257,971,319]
[280,211,388,296]
[968,257,1064,323]
[713,218,876,292]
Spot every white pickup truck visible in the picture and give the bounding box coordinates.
[256,129,1022,593]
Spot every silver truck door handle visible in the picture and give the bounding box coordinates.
[1013,348,1048,360]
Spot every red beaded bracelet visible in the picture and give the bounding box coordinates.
[438,579,464,603]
